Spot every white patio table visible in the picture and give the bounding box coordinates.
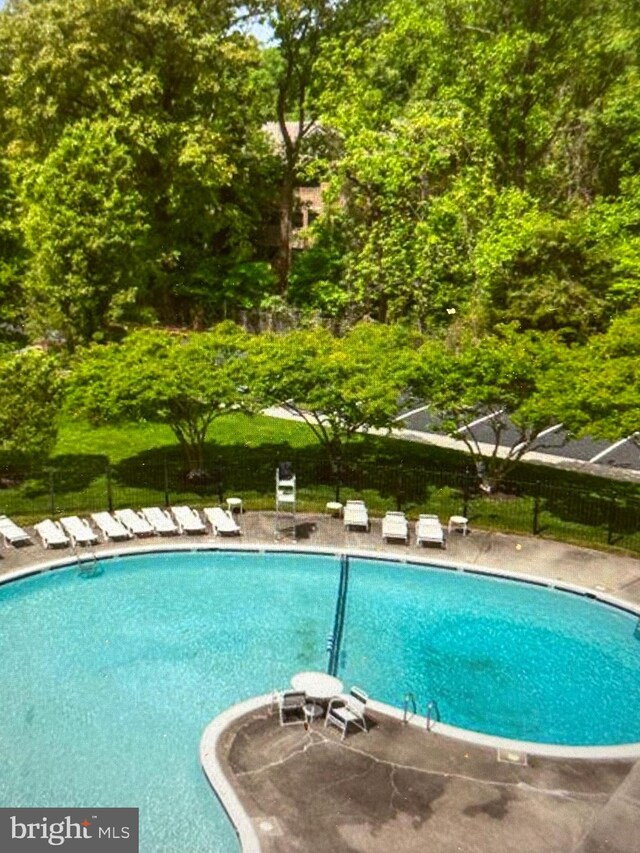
[290,671,343,702]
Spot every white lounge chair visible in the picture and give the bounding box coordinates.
[171,505,206,535]
[382,511,409,543]
[203,506,241,536]
[0,514,31,546]
[91,512,132,542]
[416,514,445,548]
[141,506,178,535]
[343,500,369,530]
[34,519,70,548]
[114,508,155,537]
[325,687,369,740]
[60,516,99,546]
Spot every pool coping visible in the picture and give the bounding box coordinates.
[3,539,640,618]
[200,695,269,853]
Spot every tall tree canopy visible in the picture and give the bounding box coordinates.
[0,0,275,343]
[303,0,640,334]
[258,0,369,293]
[0,0,638,347]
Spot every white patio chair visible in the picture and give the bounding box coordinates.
[171,505,206,535]
[91,512,132,542]
[382,511,409,543]
[325,687,369,740]
[0,514,31,546]
[415,514,445,548]
[343,500,369,530]
[60,516,99,547]
[203,506,241,536]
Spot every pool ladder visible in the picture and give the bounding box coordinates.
[403,693,441,731]
[77,550,101,578]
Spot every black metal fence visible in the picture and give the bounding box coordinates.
[2,451,640,553]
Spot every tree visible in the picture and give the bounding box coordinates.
[250,321,414,497]
[410,326,566,490]
[0,348,63,463]
[0,0,274,339]
[0,157,26,348]
[67,324,252,472]
[258,0,368,293]
[308,0,640,330]
[542,308,640,446]
[20,119,148,348]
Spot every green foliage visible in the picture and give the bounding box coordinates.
[543,308,640,442]
[310,0,640,333]
[250,322,415,486]
[1,0,275,340]
[20,119,148,347]
[0,0,639,344]
[67,323,253,470]
[470,189,610,339]
[411,326,566,487]
[0,347,63,462]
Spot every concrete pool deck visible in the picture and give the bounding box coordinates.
[2,512,640,852]
[209,700,640,853]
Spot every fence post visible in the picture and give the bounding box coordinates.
[396,462,404,510]
[607,493,617,545]
[532,480,541,535]
[163,456,170,507]
[463,467,471,518]
[215,455,224,504]
[48,467,55,517]
[106,461,113,512]
[334,459,342,503]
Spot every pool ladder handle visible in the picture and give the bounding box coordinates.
[402,693,440,731]
[426,699,440,731]
[76,547,100,577]
[402,692,417,724]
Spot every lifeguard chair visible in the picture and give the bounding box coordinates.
[275,461,296,538]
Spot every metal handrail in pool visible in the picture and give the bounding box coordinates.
[426,699,441,731]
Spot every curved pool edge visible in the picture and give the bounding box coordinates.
[4,541,640,759]
[200,694,270,853]
[368,700,640,761]
[3,540,640,618]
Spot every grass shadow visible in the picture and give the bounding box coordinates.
[6,454,110,499]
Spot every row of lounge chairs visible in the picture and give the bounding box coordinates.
[0,506,241,550]
[2,503,451,551]
[343,500,446,547]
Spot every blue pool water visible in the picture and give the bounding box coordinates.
[1,550,639,852]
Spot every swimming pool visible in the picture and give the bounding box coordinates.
[1,548,639,852]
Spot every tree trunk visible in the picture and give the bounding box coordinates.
[276,169,296,294]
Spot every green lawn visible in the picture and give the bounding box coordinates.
[2,411,640,555]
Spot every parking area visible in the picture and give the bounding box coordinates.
[395,405,640,477]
